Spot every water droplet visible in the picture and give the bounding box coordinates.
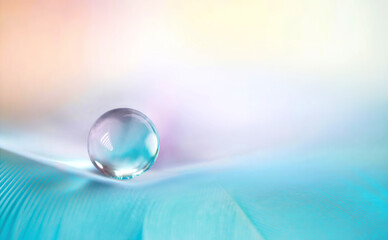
[88,108,159,179]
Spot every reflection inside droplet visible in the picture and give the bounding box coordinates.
[88,108,160,179]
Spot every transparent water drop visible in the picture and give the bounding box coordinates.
[88,108,159,179]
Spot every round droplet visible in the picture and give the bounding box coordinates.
[88,108,159,179]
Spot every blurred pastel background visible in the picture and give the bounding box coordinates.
[0,0,387,239]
